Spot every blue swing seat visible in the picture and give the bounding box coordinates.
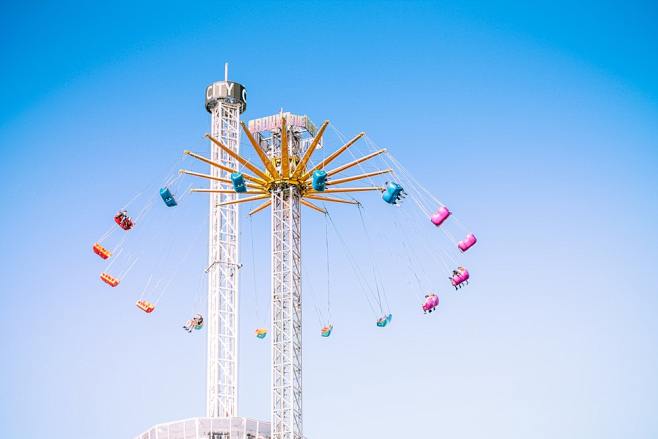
[382,182,404,205]
[231,172,247,193]
[312,170,328,192]
[160,187,178,207]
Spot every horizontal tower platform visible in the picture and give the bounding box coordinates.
[134,417,270,439]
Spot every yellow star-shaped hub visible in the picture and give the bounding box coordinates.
[181,115,391,215]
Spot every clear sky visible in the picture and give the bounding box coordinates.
[1,1,657,438]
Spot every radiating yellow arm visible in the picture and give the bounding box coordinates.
[305,194,360,205]
[291,120,329,178]
[241,122,280,179]
[179,169,261,189]
[191,189,268,194]
[301,132,365,180]
[249,200,272,215]
[300,199,327,214]
[311,186,384,194]
[184,150,237,174]
[216,194,270,206]
[184,150,265,185]
[326,148,387,177]
[180,169,230,184]
[280,116,289,178]
[326,168,392,186]
[205,134,271,183]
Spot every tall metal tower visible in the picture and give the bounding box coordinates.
[135,68,275,439]
[264,122,305,438]
[185,105,390,438]
[202,64,247,418]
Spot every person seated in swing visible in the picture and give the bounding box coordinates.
[183,314,203,333]
[450,267,469,289]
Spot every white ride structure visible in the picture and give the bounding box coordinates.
[203,65,247,418]
[135,66,267,439]
[137,66,387,439]
[187,111,385,439]
[254,121,309,439]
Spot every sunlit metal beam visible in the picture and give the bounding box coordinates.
[241,122,280,179]
[184,150,265,185]
[179,169,261,189]
[310,186,384,194]
[291,120,329,179]
[305,194,360,205]
[216,194,270,206]
[301,132,365,180]
[249,199,272,216]
[325,148,387,177]
[281,116,290,178]
[300,198,327,214]
[191,189,268,195]
[205,134,271,183]
[326,168,392,186]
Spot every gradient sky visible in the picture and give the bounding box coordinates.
[1,1,657,438]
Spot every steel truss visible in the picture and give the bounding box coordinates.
[270,130,303,439]
[207,102,241,418]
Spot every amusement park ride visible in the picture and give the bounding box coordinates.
[182,95,390,439]
[92,65,477,439]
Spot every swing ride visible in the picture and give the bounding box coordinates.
[382,181,406,205]
[458,233,478,252]
[183,314,204,332]
[92,67,479,439]
[114,209,134,230]
[422,293,439,313]
[431,206,451,227]
[136,299,155,313]
[451,266,470,289]
[159,186,178,207]
[376,314,393,327]
[100,272,119,287]
[92,242,111,260]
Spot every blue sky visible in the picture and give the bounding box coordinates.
[1,1,657,438]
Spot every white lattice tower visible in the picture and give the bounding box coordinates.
[204,69,248,418]
[269,129,303,439]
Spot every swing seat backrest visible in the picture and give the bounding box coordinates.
[458,234,477,252]
[430,206,451,226]
[231,172,247,193]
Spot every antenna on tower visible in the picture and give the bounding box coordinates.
[225,62,229,82]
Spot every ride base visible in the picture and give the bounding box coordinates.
[134,417,271,439]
